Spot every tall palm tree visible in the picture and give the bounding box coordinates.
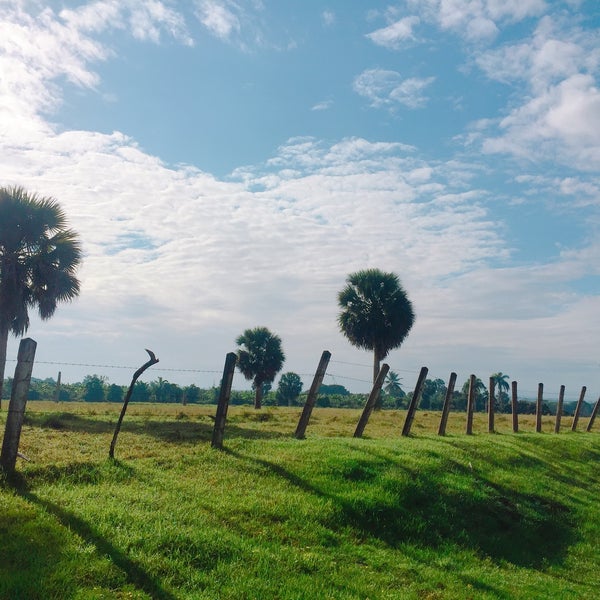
[338,269,415,383]
[0,186,81,406]
[491,372,510,410]
[236,326,285,409]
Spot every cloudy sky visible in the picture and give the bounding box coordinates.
[2,0,599,400]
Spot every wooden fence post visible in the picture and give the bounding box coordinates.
[0,338,37,474]
[466,374,476,435]
[511,380,518,433]
[488,376,495,433]
[536,383,543,433]
[53,371,62,403]
[401,366,428,437]
[554,385,565,434]
[586,395,600,432]
[438,372,457,436]
[295,351,331,440]
[571,386,587,432]
[211,352,237,450]
[354,364,389,438]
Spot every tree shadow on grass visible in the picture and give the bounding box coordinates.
[8,465,177,600]
[23,412,288,443]
[227,449,576,569]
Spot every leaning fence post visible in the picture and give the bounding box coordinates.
[438,372,457,436]
[511,380,519,433]
[1,338,37,474]
[466,374,476,435]
[535,383,544,433]
[401,366,428,437]
[571,386,587,432]
[211,352,237,450]
[488,376,495,433]
[295,351,331,439]
[53,371,62,403]
[586,395,600,432]
[354,364,389,438]
[554,385,565,433]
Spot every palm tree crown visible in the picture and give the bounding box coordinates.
[0,186,82,403]
[236,326,285,409]
[338,269,415,383]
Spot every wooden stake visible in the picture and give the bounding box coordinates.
[295,351,331,439]
[536,383,543,433]
[586,395,600,432]
[571,386,586,432]
[466,374,476,435]
[354,364,389,438]
[1,338,37,473]
[211,352,237,450]
[488,376,495,433]
[511,380,518,433]
[554,385,565,434]
[438,372,457,436]
[109,349,159,459]
[401,366,428,437]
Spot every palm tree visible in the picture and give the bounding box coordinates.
[384,370,404,398]
[491,372,510,411]
[0,186,81,406]
[338,269,415,383]
[236,326,285,409]
[461,377,487,412]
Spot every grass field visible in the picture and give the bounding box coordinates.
[1,402,600,599]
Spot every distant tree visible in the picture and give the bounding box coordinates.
[236,326,285,409]
[0,186,82,405]
[384,371,405,399]
[319,383,350,396]
[151,377,170,403]
[338,269,415,384]
[491,372,511,412]
[421,378,447,410]
[184,384,200,404]
[461,377,488,412]
[131,381,151,402]
[83,375,106,402]
[107,383,124,403]
[276,372,303,406]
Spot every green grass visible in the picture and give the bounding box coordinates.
[1,403,600,599]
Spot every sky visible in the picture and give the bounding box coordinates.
[1,0,600,401]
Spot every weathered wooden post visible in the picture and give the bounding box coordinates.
[488,376,495,433]
[354,364,389,438]
[586,395,600,432]
[466,374,476,435]
[0,338,37,474]
[294,351,331,439]
[511,380,519,433]
[109,349,159,459]
[211,352,237,450]
[53,371,62,403]
[536,383,543,433]
[571,386,587,432]
[554,385,565,433]
[437,372,457,436]
[401,366,428,437]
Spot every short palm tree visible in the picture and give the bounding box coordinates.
[338,269,415,383]
[491,372,510,409]
[236,326,285,409]
[0,186,81,405]
[384,370,404,398]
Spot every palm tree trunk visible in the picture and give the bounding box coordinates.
[373,350,381,385]
[254,384,263,410]
[0,324,8,410]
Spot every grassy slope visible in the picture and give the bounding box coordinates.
[1,404,600,599]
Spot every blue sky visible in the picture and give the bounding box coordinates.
[2,0,600,400]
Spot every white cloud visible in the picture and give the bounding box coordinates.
[353,68,435,109]
[195,0,241,39]
[311,99,333,111]
[366,16,420,49]
[322,10,335,27]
